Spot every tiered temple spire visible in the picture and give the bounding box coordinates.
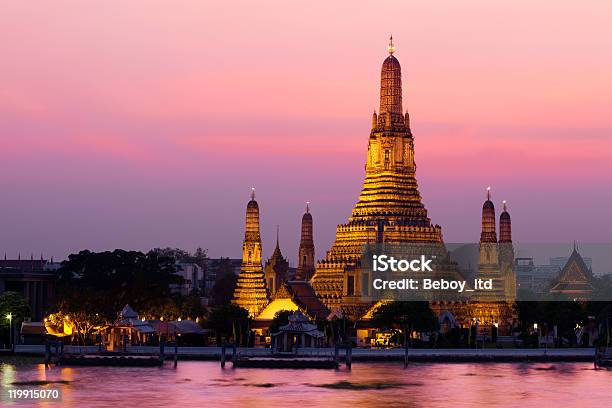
[264,225,289,295]
[296,202,315,281]
[311,38,446,314]
[499,200,512,243]
[480,187,497,243]
[232,189,270,316]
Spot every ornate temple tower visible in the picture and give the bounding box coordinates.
[296,202,315,281]
[232,189,270,316]
[498,201,516,301]
[479,187,498,264]
[311,38,445,316]
[264,227,289,296]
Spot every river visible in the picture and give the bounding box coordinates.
[1,360,611,407]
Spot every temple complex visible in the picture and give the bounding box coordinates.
[232,189,270,317]
[296,203,315,281]
[233,37,519,338]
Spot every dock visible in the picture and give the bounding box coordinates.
[58,354,163,367]
[233,355,339,369]
[14,344,597,364]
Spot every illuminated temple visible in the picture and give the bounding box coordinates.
[233,38,517,336]
[312,37,452,317]
[232,189,270,317]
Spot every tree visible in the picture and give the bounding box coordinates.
[207,304,251,346]
[178,294,207,320]
[0,292,31,326]
[211,273,237,306]
[0,292,32,348]
[53,249,183,343]
[268,310,293,333]
[370,301,438,347]
[152,247,208,269]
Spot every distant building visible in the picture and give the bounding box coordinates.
[515,258,560,294]
[0,257,57,320]
[551,256,592,271]
[205,258,241,296]
[550,247,594,299]
[170,262,204,296]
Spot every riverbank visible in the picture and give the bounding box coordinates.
[7,345,596,363]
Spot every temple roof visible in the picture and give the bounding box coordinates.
[119,304,138,319]
[550,248,594,294]
[256,281,330,321]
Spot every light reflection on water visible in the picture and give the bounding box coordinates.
[1,361,611,407]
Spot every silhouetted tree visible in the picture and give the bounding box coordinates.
[207,304,251,346]
[371,301,437,347]
[211,273,237,306]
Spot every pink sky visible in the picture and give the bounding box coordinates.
[1,1,612,263]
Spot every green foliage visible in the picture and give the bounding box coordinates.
[0,292,31,327]
[55,249,183,321]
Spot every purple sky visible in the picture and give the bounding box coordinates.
[1,1,612,264]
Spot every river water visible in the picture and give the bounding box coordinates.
[1,360,611,407]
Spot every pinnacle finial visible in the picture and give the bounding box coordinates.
[486,186,491,200]
[306,201,310,213]
[502,200,507,211]
[251,187,255,200]
[276,224,280,247]
[387,35,395,55]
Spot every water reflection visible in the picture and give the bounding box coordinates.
[0,361,611,407]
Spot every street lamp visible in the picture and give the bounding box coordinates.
[6,313,13,350]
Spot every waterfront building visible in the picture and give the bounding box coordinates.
[296,203,315,281]
[270,310,325,352]
[232,190,270,317]
[0,256,56,320]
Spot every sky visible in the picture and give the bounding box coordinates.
[1,1,612,264]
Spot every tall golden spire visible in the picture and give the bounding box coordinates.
[297,201,315,281]
[312,38,446,314]
[232,188,269,317]
[481,187,497,243]
[499,200,512,243]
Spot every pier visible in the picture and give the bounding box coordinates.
[17,344,596,364]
